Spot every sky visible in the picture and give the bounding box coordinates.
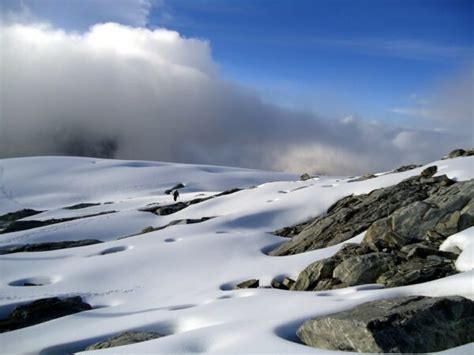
[0,0,472,174]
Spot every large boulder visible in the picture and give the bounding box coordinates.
[0,297,92,333]
[332,253,396,286]
[86,331,162,350]
[297,296,474,353]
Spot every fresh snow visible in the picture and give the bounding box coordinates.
[0,156,473,354]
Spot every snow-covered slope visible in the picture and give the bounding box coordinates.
[0,156,472,354]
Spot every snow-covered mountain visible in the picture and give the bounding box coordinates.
[0,155,472,353]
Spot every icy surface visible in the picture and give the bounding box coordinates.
[0,156,473,354]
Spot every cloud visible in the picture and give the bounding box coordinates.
[0,22,469,175]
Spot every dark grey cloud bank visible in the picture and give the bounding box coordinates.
[0,23,470,174]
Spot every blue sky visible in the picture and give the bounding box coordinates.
[147,0,472,122]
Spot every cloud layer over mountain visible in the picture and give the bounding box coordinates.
[0,22,469,174]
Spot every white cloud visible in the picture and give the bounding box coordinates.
[0,22,470,174]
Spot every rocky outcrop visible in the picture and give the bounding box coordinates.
[0,211,116,234]
[297,296,474,353]
[347,173,377,182]
[443,148,474,159]
[270,166,454,256]
[63,202,101,210]
[289,178,472,291]
[140,188,241,216]
[391,164,421,173]
[0,239,103,254]
[0,297,92,333]
[235,279,259,289]
[0,209,43,230]
[86,331,162,350]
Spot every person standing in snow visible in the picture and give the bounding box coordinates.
[173,189,180,201]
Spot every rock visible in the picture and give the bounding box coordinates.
[400,243,458,260]
[377,258,456,287]
[297,296,474,353]
[443,148,474,159]
[292,258,337,291]
[420,165,437,177]
[282,277,296,289]
[235,279,259,289]
[299,173,312,181]
[63,202,101,210]
[0,239,103,254]
[0,209,43,230]
[0,297,92,333]
[391,164,421,173]
[332,253,396,286]
[0,211,116,234]
[164,183,186,195]
[289,180,472,291]
[347,173,377,182]
[270,174,455,256]
[364,180,474,251]
[86,331,162,350]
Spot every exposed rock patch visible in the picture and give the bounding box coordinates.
[63,203,101,210]
[0,297,92,333]
[391,164,421,173]
[443,148,474,159]
[86,331,162,350]
[297,296,474,353]
[0,211,116,234]
[235,279,259,289]
[270,166,454,256]
[0,209,43,230]
[0,239,103,254]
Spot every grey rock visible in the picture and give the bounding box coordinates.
[0,297,92,333]
[0,209,43,230]
[86,331,162,350]
[235,279,259,289]
[332,253,396,286]
[299,173,312,181]
[443,148,474,159]
[297,296,474,353]
[0,211,116,234]
[377,258,456,287]
[292,258,336,291]
[347,173,377,182]
[391,164,421,173]
[420,165,437,177]
[0,239,103,254]
[63,202,101,210]
[270,174,455,256]
[364,180,474,251]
